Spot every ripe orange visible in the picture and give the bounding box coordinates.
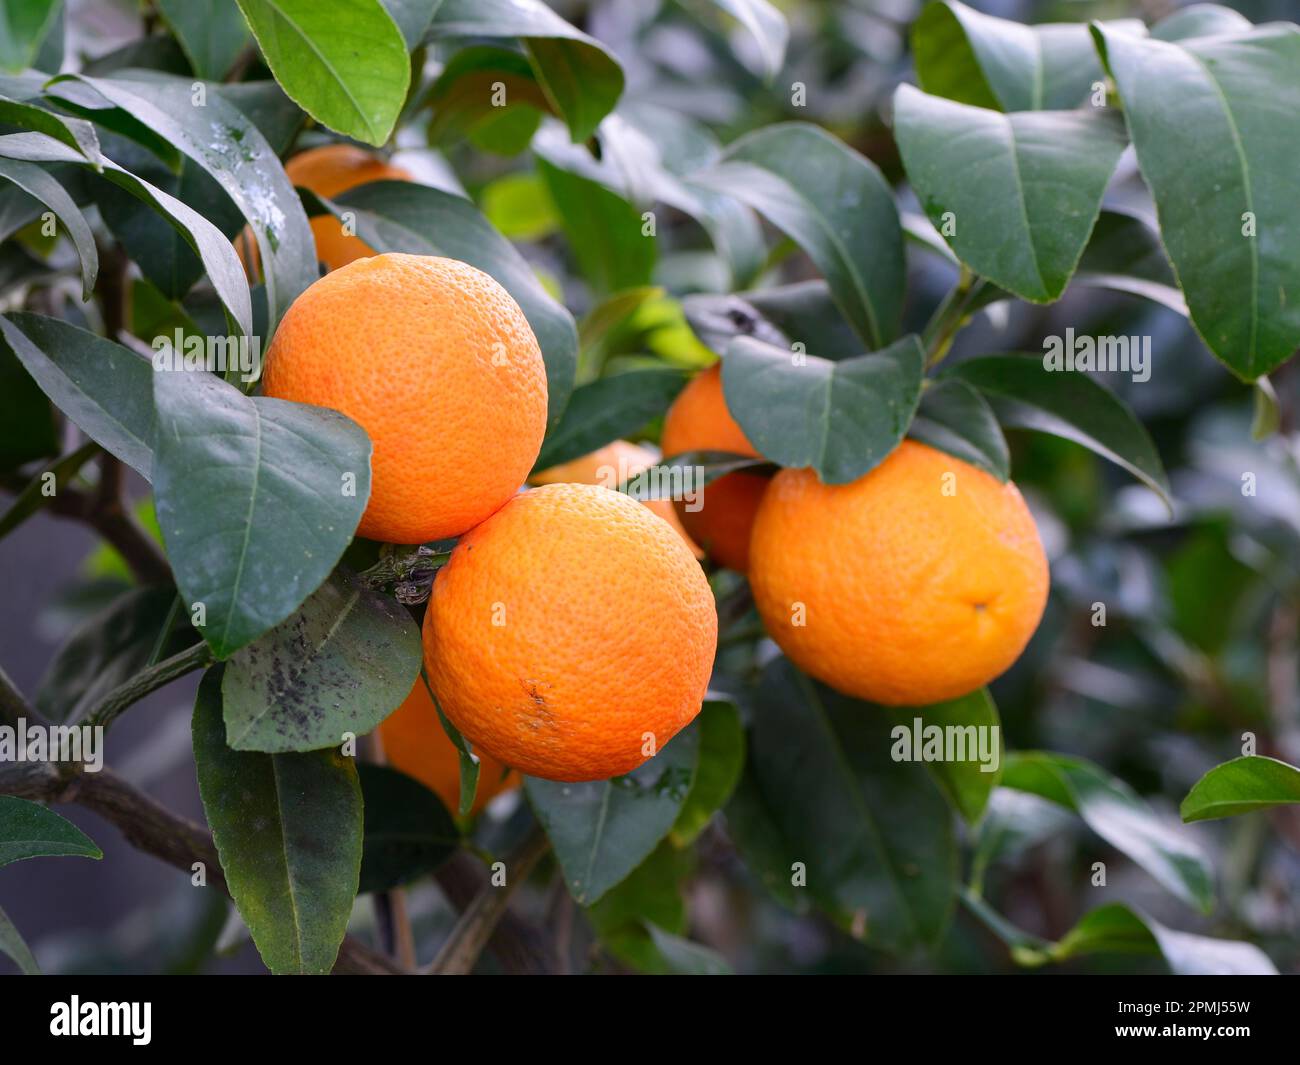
[660,363,768,572]
[262,254,548,544]
[423,482,717,782]
[378,675,518,816]
[531,439,703,558]
[240,144,412,274]
[749,441,1049,706]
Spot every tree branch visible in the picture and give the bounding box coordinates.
[87,640,214,730]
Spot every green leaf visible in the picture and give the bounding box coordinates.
[427,0,624,143]
[49,71,316,329]
[1051,904,1276,975]
[424,46,549,147]
[333,180,578,427]
[723,765,809,912]
[0,131,253,335]
[357,763,458,893]
[587,842,688,969]
[192,667,362,975]
[708,0,788,82]
[526,726,700,905]
[914,688,1002,824]
[424,677,479,819]
[35,585,190,724]
[0,89,102,161]
[0,903,39,974]
[1072,208,1186,314]
[1002,751,1214,913]
[620,450,772,501]
[0,795,101,867]
[0,440,97,543]
[1180,755,1300,823]
[536,155,655,298]
[235,0,410,146]
[381,0,438,50]
[722,334,924,485]
[0,156,96,297]
[695,122,903,349]
[946,354,1170,505]
[910,379,1009,482]
[0,313,154,478]
[157,0,251,80]
[1092,22,1300,379]
[0,323,56,471]
[0,0,60,73]
[894,85,1126,303]
[152,368,372,659]
[532,368,687,473]
[222,568,421,753]
[644,925,731,974]
[670,697,744,847]
[1152,4,1251,43]
[748,657,958,951]
[480,171,558,241]
[913,2,1142,111]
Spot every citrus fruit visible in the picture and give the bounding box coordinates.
[239,144,412,274]
[261,253,547,544]
[378,675,518,816]
[660,363,768,572]
[531,439,703,558]
[748,440,1049,705]
[423,482,717,782]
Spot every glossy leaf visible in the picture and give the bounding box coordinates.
[894,85,1126,303]
[0,313,154,478]
[914,688,1002,824]
[748,658,958,951]
[157,0,251,80]
[671,697,745,847]
[0,90,102,162]
[526,726,699,905]
[913,2,1142,111]
[532,368,687,473]
[723,334,924,485]
[193,668,362,975]
[236,0,410,146]
[334,180,579,427]
[1072,208,1185,314]
[1002,751,1214,913]
[152,368,372,659]
[222,568,421,753]
[0,156,96,297]
[946,354,1170,504]
[695,122,904,349]
[1093,22,1300,379]
[0,796,101,867]
[910,379,1009,482]
[1180,755,1300,823]
[427,0,624,143]
[357,763,458,893]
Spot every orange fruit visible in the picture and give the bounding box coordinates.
[379,676,518,816]
[660,363,768,572]
[749,440,1049,706]
[239,144,412,274]
[424,482,717,782]
[531,439,703,558]
[262,253,547,544]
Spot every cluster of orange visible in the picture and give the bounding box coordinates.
[254,146,1048,812]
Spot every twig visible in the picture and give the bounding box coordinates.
[426,825,551,975]
[0,662,36,730]
[432,853,557,974]
[87,640,214,730]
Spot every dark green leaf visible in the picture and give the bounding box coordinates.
[620,450,772,501]
[0,156,96,297]
[1093,22,1300,379]
[1180,755,1300,823]
[587,842,688,970]
[1072,208,1185,314]
[192,667,362,975]
[914,688,1002,824]
[0,313,154,478]
[1002,751,1214,913]
[157,0,251,80]
[910,379,1009,482]
[0,903,39,974]
[0,322,56,471]
[894,84,1126,303]
[222,568,421,753]
[533,368,687,472]
[334,179,578,427]
[357,763,458,893]
[695,122,903,349]
[748,657,958,951]
[946,354,1170,504]
[0,90,102,161]
[236,0,410,146]
[723,334,924,484]
[152,368,372,658]
[526,726,699,905]
[0,795,101,866]
[671,697,745,847]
